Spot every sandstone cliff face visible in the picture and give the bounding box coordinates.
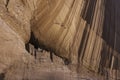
[0,0,37,80]
[0,0,120,80]
[31,0,86,63]
[0,0,38,43]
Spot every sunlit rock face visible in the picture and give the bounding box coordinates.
[0,0,120,80]
[31,0,86,63]
[0,0,37,43]
[0,0,37,80]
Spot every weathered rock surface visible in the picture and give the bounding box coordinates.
[0,0,120,80]
[0,0,37,79]
[31,0,84,62]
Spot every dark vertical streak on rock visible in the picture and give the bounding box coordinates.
[50,52,53,62]
[29,32,40,49]
[78,24,88,63]
[5,0,9,10]
[85,0,97,25]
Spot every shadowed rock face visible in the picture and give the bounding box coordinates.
[0,0,120,80]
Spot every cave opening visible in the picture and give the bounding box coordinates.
[25,32,55,62]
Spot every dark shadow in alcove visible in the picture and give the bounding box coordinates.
[0,73,5,80]
[25,32,71,65]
